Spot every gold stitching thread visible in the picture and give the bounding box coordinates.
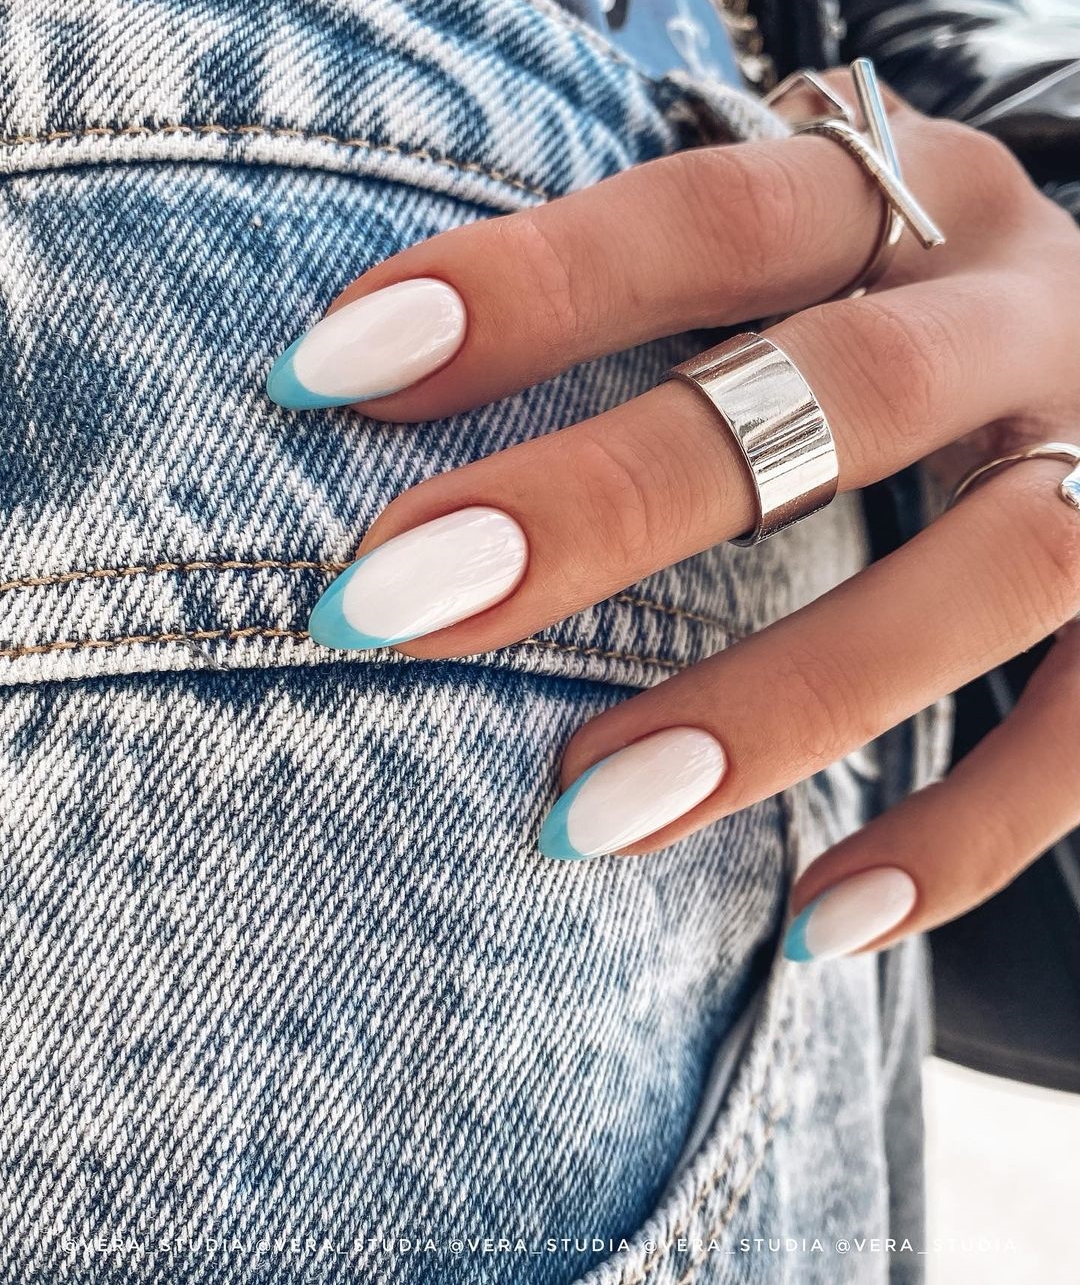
[0,123,553,201]
[625,1071,788,1285]
[0,558,350,593]
[0,558,744,639]
[624,987,804,1284]
[0,627,684,670]
[674,1113,785,1285]
[613,590,744,634]
[0,625,309,659]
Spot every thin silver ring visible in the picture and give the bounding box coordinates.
[665,333,838,546]
[947,441,1080,511]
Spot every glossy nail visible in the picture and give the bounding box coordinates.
[266,277,467,409]
[308,506,527,650]
[539,727,727,861]
[783,867,917,962]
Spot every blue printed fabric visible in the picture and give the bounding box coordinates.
[0,2,947,1282]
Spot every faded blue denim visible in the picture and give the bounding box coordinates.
[0,1,948,1282]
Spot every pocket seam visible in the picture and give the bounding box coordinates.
[0,625,688,670]
[616,983,802,1285]
[669,1108,789,1285]
[0,558,746,666]
[0,122,554,202]
[0,556,349,594]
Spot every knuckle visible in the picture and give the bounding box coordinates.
[669,146,806,302]
[965,795,1034,900]
[494,210,591,342]
[768,641,882,768]
[821,294,965,451]
[570,428,675,570]
[1010,472,1080,626]
[932,120,1034,223]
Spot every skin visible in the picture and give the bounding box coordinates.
[303,75,1080,954]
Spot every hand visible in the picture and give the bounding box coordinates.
[267,78,1080,963]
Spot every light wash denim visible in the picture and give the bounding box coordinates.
[0,1,950,1282]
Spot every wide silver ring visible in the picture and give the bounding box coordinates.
[947,441,1080,511]
[665,332,838,546]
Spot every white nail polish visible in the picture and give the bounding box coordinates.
[308,507,528,649]
[267,277,466,408]
[540,728,727,860]
[784,867,917,962]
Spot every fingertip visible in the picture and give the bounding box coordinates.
[266,336,358,410]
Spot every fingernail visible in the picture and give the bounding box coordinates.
[308,506,527,650]
[266,277,466,409]
[783,867,917,962]
[539,727,726,861]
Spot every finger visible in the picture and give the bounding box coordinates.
[533,458,1080,862]
[308,272,1065,658]
[781,621,1080,961]
[267,110,1018,418]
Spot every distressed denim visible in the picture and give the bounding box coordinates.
[0,2,949,1282]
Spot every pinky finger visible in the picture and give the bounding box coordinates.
[784,624,1080,962]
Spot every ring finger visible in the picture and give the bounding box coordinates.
[536,457,1080,862]
[307,272,1064,657]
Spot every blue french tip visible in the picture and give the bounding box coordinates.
[537,764,602,861]
[307,561,393,651]
[782,902,818,962]
[265,336,360,410]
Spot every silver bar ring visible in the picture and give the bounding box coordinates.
[764,58,946,300]
[665,333,839,546]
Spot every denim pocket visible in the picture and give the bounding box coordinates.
[0,154,912,1284]
[0,5,940,1274]
[0,156,870,690]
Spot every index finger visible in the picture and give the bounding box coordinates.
[266,110,989,419]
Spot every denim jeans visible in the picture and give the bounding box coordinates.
[0,1,950,1282]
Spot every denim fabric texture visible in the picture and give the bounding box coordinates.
[0,1,947,1282]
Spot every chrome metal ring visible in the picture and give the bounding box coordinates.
[765,58,945,300]
[947,442,1080,511]
[665,333,838,546]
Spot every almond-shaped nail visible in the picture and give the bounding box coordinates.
[308,506,527,650]
[539,727,727,861]
[267,277,466,409]
[783,867,917,962]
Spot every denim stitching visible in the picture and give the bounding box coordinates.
[0,627,685,670]
[609,954,808,1285]
[0,560,745,640]
[0,124,555,201]
[0,558,350,593]
[627,1043,797,1285]
[0,625,310,659]
[674,1114,786,1285]
[599,986,792,1279]
[612,591,747,636]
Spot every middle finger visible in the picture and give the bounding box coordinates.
[308,272,1060,656]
